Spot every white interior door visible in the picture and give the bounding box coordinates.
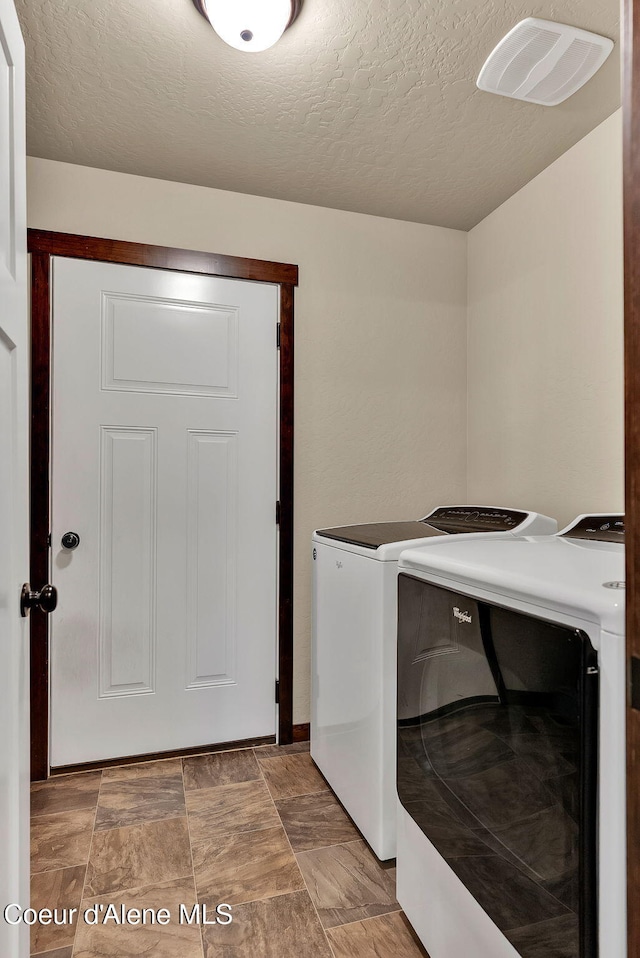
[0,0,29,953]
[50,258,279,767]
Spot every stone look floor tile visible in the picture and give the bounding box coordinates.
[85,817,192,898]
[31,772,102,818]
[95,773,186,830]
[200,890,333,958]
[326,912,428,958]
[258,753,328,800]
[183,749,262,791]
[296,840,399,929]
[29,864,85,955]
[73,876,203,958]
[192,824,305,904]
[186,779,279,844]
[29,742,424,958]
[101,758,183,783]
[275,791,360,852]
[30,947,74,958]
[31,807,96,873]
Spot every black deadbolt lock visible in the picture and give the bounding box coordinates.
[61,532,80,550]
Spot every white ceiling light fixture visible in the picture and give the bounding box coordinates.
[193,0,303,53]
[477,18,614,106]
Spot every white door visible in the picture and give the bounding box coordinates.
[50,258,279,767]
[0,0,29,954]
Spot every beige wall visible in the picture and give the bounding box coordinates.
[467,110,624,528]
[28,107,624,726]
[27,158,468,724]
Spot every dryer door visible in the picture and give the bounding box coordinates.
[397,574,598,958]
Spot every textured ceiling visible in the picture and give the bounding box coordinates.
[17,0,620,230]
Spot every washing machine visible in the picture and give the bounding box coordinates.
[395,514,625,958]
[311,505,557,861]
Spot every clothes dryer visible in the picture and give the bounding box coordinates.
[396,514,625,958]
[311,505,557,861]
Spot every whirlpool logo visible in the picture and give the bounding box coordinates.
[453,607,472,624]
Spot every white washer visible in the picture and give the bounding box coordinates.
[396,514,625,958]
[311,505,557,861]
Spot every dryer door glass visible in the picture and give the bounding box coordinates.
[397,574,598,958]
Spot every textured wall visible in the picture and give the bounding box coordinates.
[27,158,468,724]
[467,110,624,527]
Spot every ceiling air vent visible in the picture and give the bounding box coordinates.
[477,18,614,106]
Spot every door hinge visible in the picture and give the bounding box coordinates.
[275,679,280,704]
[276,500,281,525]
[277,323,281,349]
[632,657,640,710]
[47,533,52,548]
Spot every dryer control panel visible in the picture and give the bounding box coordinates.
[560,514,625,542]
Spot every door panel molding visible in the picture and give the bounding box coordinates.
[100,291,241,398]
[186,429,239,690]
[98,425,158,699]
[28,229,297,780]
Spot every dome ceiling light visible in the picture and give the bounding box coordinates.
[192,0,303,53]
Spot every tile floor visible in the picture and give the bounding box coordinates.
[30,741,429,958]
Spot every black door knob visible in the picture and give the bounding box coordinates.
[21,583,58,618]
[61,532,80,550]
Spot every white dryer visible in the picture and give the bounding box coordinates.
[311,505,557,861]
[395,514,625,958]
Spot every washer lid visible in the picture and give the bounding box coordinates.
[315,506,530,550]
[314,521,446,550]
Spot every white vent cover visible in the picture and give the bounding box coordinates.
[477,18,614,106]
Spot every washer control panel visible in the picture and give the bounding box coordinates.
[425,506,528,532]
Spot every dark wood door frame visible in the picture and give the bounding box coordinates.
[625,3,640,956]
[28,229,297,780]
